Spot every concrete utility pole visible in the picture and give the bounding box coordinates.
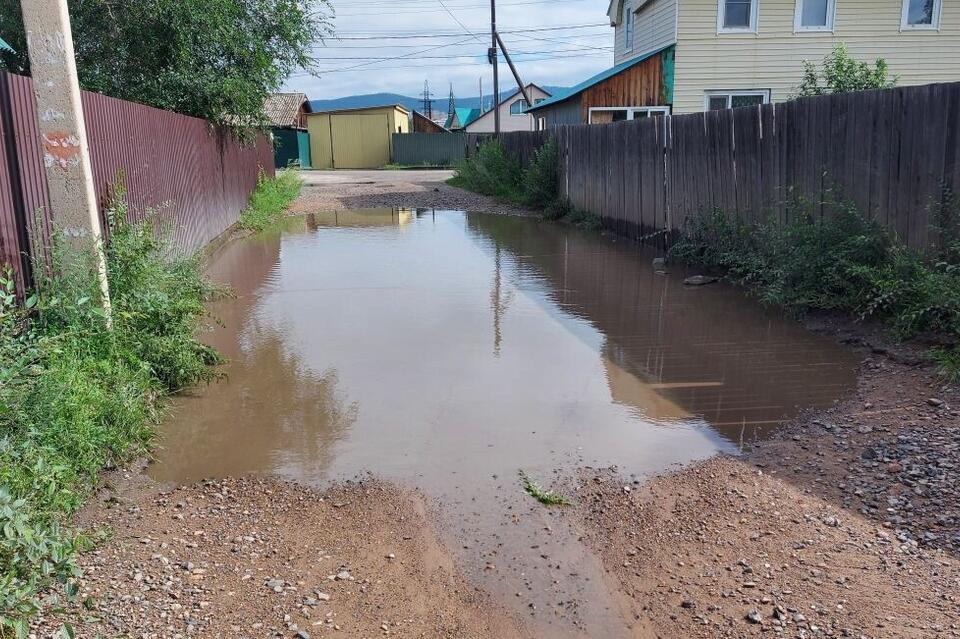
[20,0,111,316]
[490,0,500,136]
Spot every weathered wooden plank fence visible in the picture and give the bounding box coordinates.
[0,71,274,291]
[497,82,960,251]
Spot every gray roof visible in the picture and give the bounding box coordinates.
[263,93,310,128]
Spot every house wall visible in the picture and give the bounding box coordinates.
[580,49,669,120]
[612,0,679,64]
[673,0,960,113]
[537,98,584,127]
[465,85,552,133]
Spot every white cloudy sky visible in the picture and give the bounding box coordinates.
[282,0,614,101]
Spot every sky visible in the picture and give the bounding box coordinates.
[281,0,615,102]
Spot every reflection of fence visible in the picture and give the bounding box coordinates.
[497,82,960,251]
[0,70,274,291]
[391,133,467,166]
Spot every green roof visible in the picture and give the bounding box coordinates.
[527,45,672,113]
[0,37,14,54]
[444,107,481,130]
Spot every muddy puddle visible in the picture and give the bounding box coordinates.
[151,209,858,636]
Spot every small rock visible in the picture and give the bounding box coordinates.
[746,610,762,624]
[683,275,718,286]
[681,599,696,609]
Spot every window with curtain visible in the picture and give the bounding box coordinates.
[902,0,940,28]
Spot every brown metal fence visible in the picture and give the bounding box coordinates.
[498,81,960,251]
[0,71,274,291]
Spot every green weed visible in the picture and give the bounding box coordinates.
[451,139,602,232]
[669,197,960,379]
[0,185,221,631]
[519,470,571,506]
[238,170,303,232]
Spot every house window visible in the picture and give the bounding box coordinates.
[587,106,671,124]
[795,0,834,31]
[624,2,634,52]
[901,0,941,29]
[704,90,770,110]
[510,100,528,115]
[718,0,758,32]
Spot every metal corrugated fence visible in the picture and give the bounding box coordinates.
[0,71,274,292]
[391,132,467,166]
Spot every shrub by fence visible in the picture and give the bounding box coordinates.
[0,71,274,291]
[391,132,468,166]
[497,82,960,251]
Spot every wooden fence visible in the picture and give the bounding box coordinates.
[0,71,274,291]
[498,82,960,251]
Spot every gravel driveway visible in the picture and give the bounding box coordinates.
[290,169,535,215]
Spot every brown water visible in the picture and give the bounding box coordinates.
[151,209,858,636]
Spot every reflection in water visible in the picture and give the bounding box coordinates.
[150,208,858,639]
[466,213,858,440]
[154,208,858,484]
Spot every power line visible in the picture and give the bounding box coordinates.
[307,45,611,60]
[296,49,610,75]
[435,0,484,42]
[321,22,608,39]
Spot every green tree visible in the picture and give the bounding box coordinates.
[797,43,896,97]
[0,0,331,129]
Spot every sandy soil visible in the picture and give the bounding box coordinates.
[31,182,960,638]
[35,476,528,639]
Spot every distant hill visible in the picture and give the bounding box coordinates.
[309,86,567,115]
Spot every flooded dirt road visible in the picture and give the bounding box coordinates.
[150,209,858,636]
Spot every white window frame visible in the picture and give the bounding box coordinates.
[623,1,634,52]
[587,106,671,123]
[900,0,942,30]
[717,0,759,34]
[794,0,836,32]
[703,89,770,111]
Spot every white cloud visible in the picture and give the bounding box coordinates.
[283,0,613,100]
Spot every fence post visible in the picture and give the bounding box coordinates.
[20,0,111,317]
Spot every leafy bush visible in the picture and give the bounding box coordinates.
[797,43,896,96]
[238,170,303,232]
[0,187,221,631]
[450,141,523,201]
[670,199,960,377]
[523,138,559,209]
[451,139,602,231]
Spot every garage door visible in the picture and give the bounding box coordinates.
[331,113,390,169]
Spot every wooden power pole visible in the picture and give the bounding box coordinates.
[490,0,500,136]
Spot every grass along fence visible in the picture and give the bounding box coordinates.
[0,71,274,294]
[498,81,960,252]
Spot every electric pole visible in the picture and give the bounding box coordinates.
[490,0,500,136]
[20,0,111,318]
[422,80,433,119]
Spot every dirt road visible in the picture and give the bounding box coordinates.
[34,179,960,638]
[290,169,533,215]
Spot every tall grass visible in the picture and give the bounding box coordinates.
[669,197,960,378]
[238,170,303,232]
[450,139,601,230]
[0,186,221,635]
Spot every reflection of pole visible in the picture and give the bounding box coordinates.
[492,245,503,357]
[21,0,111,318]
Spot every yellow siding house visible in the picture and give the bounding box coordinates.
[605,0,960,114]
[307,104,410,169]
